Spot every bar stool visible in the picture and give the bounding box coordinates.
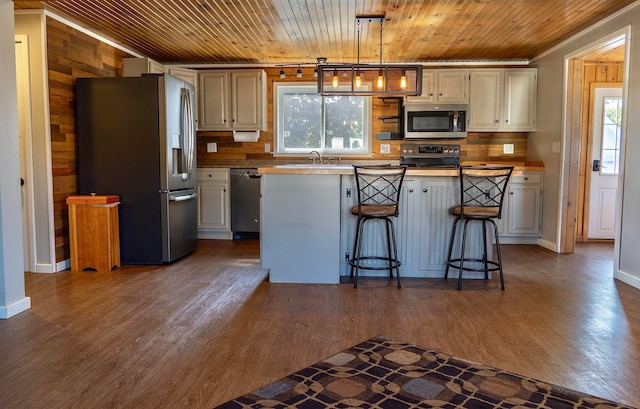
[445,165,513,290]
[349,165,407,288]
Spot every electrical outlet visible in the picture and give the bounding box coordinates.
[552,142,561,153]
[380,144,391,154]
[207,142,217,153]
[503,143,514,154]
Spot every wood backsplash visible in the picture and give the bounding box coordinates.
[197,67,527,167]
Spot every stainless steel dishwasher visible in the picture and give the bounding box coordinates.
[230,168,261,239]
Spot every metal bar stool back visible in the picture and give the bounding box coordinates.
[350,165,407,288]
[445,165,513,290]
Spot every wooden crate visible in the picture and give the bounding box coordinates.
[66,195,120,271]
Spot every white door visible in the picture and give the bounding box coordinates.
[588,86,622,239]
[15,35,35,272]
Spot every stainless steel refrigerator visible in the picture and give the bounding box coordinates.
[76,74,197,264]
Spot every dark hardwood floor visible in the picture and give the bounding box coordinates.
[1,240,638,408]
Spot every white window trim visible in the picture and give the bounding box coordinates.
[273,82,372,157]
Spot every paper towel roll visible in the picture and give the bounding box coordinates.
[233,130,260,142]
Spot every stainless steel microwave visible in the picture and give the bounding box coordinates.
[404,104,468,139]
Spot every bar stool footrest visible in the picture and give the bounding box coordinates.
[447,258,500,273]
[349,256,401,271]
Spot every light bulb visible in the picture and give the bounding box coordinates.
[296,67,302,78]
[376,73,384,89]
[355,73,362,88]
[279,69,285,79]
[332,71,339,88]
[400,72,407,89]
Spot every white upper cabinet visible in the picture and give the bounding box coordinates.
[122,57,164,76]
[468,68,537,132]
[198,69,267,131]
[503,69,537,131]
[406,69,468,104]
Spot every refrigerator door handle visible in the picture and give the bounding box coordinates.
[181,87,195,181]
[169,192,198,202]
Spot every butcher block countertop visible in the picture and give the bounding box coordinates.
[257,161,544,176]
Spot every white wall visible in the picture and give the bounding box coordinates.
[530,2,640,287]
[0,0,31,318]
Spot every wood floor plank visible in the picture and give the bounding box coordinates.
[0,240,638,408]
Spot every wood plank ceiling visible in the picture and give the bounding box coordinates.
[13,0,633,65]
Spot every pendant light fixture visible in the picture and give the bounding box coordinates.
[317,15,422,96]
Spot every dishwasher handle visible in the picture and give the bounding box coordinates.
[246,173,262,179]
[169,192,198,202]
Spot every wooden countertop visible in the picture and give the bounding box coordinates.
[257,161,544,176]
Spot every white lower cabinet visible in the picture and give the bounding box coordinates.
[197,168,232,239]
[497,172,543,243]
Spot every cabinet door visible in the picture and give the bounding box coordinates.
[197,183,229,230]
[417,179,457,272]
[231,70,265,130]
[468,70,502,131]
[506,184,541,235]
[199,71,229,130]
[503,69,537,131]
[436,70,468,103]
[406,71,435,103]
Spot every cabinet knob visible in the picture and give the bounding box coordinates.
[510,192,514,195]
[439,93,443,96]
[409,189,414,193]
[423,188,428,193]
[524,177,528,180]
[495,119,499,123]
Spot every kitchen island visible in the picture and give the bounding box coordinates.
[258,163,543,284]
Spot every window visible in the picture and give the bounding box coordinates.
[601,96,623,175]
[274,83,371,155]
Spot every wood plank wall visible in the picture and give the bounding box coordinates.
[576,62,624,242]
[46,17,132,262]
[197,67,527,167]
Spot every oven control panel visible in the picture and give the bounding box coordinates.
[400,144,460,156]
[400,144,461,168]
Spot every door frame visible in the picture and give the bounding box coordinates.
[15,34,36,273]
[559,26,630,275]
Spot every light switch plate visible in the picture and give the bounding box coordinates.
[503,143,514,154]
[380,144,391,154]
[207,142,217,153]
[264,143,270,153]
[552,142,561,153]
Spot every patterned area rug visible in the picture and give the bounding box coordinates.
[216,336,636,408]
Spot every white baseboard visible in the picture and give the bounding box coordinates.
[615,269,640,290]
[198,230,233,240]
[33,258,70,274]
[498,236,540,245]
[537,238,557,252]
[0,297,32,319]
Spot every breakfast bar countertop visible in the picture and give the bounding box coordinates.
[257,161,544,176]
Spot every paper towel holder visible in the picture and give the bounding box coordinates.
[233,130,260,142]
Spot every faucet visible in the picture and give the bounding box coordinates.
[309,150,322,164]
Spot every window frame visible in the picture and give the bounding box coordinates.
[600,96,623,175]
[273,82,372,156]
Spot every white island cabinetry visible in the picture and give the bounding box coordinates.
[259,166,542,284]
[261,174,342,284]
